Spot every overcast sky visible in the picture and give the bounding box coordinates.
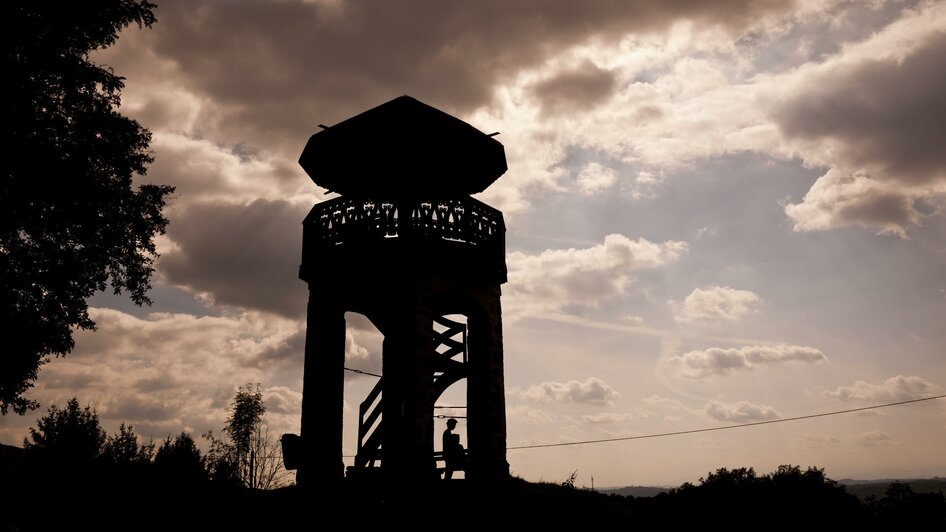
[3,0,945,488]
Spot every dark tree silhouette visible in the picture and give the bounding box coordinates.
[101,422,154,465]
[205,384,290,489]
[154,431,208,483]
[23,397,106,460]
[868,481,946,526]
[225,383,265,485]
[203,429,243,486]
[1,1,173,414]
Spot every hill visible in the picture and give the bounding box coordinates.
[839,477,946,500]
[597,485,668,497]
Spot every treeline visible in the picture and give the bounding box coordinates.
[506,465,946,528]
[16,384,290,490]
[2,384,297,531]
[626,465,945,528]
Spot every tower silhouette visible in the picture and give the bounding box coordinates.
[295,96,509,484]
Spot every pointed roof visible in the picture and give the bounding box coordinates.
[299,95,507,197]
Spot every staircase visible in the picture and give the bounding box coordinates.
[352,315,468,472]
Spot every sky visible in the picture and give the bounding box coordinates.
[3,0,945,488]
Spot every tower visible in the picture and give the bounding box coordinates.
[295,96,509,484]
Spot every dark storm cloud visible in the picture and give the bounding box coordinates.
[836,189,918,227]
[254,328,306,365]
[118,0,797,150]
[143,134,308,202]
[530,60,617,117]
[102,394,179,423]
[160,199,310,317]
[776,31,946,185]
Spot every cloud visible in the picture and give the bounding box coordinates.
[674,285,762,324]
[575,162,618,195]
[823,375,938,402]
[642,394,701,417]
[505,234,688,316]
[90,0,826,222]
[855,430,893,447]
[506,404,556,424]
[103,0,799,153]
[776,11,946,236]
[531,60,617,117]
[776,31,946,186]
[581,411,654,424]
[343,327,383,380]
[160,198,310,318]
[783,169,926,238]
[99,0,945,240]
[704,400,778,422]
[795,434,840,449]
[145,133,310,205]
[262,386,303,415]
[674,344,826,379]
[520,377,618,405]
[25,307,306,440]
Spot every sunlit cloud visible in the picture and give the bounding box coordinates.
[854,429,895,447]
[581,410,655,424]
[704,400,779,422]
[674,344,827,379]
[823,375,938,402]
[574,162,618,195]
[506,404,557,424]
[520,377,618,405]
[505,234,688,317]
[673,286,762,324]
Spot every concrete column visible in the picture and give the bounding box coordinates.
[466,286,509,481]
[381,297,436,486]
[298,290,346,485]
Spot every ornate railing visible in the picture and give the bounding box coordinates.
[303,196,504,250]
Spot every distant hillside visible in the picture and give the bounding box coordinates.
[839,478,946,500]
[596,477,946,501]
[597,485,668,497]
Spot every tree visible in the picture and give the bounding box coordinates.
[1,1,173,414]
[247,424,293,489]
[206,383,291,489]
[203,429,242,486]
[23,397,106,460]
[101,422,154,466]
[226,383,266,486]
[154,431,207,483]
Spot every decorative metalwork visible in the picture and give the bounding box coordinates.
[304,196,504,250]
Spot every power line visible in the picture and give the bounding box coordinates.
[507,393,946,451]
[345,367,381,378]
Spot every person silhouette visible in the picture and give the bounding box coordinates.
[442,418,465,479]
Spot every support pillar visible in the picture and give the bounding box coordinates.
[466,287,509,481]
[381,298,436,485]
[298,290,346,485]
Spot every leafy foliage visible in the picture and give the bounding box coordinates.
[101,422,154,465]
[562,470,579,488]
[203,429,242,486]
[1,1,173,414]
[154,431,208,483]
[226,383,266,462]
[22,397,105,460]
[866,480,946,526]
[204,383,291,489]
